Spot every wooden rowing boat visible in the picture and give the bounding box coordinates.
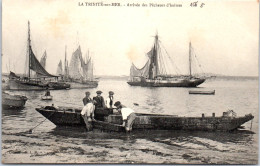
[41,95,53,100]
[2,92,28,109]
[35,106,254,132]
[189,90,215,95]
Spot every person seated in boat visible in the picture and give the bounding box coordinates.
[81,100,95,131]
[93,90,105,109]
[45,88,50,96]
[106,91,115,108]
[83,91,92,106]
[114,101,136,132]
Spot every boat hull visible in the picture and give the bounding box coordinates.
[67,82,98,89]
[8,79,70,90]
[35,106,254,132]
[41,96,53,100]
[189,90,215,95]
[127,78,205,87]
[2,93,27,109]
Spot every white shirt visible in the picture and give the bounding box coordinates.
[106,96,115,108]
[81,103,95,116]
[121,108,135,120]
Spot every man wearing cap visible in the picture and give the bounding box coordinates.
[106,91,115,108]
[114,101,136,132]
[93,90,105,108]
[83,91,92,106]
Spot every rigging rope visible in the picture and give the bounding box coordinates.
[191,47,205,75]
[157,45,167,75]
[159,41,181,75]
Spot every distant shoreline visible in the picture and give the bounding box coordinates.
[2,73,258,80]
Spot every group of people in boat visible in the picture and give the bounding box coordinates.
[81,90,136,132]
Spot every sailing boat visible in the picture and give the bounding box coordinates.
[60,45,98,89]
[8,21,70,90]
[127,33,206,87]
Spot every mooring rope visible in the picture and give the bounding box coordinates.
[28,109,57,133]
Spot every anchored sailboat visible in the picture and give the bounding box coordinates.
[127,33,206,87]
[8,21,70,90]
[60,45,98,88]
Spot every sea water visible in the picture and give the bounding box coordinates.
[2,77,258,164]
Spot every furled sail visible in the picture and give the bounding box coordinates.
[29,46,56,77]
[56,60,63,76]
[69,46,84,79]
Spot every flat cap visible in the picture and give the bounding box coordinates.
[114,101,121,107]
[85,91,90,95]
[109,91,114,95]
[96,90,102,94]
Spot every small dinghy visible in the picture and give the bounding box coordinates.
[41,95,53,100]
[189,90,215,95]
[2,92,27,109]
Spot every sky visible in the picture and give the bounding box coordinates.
[2,0,259,76]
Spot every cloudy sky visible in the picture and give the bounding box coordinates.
[2,0,259,76]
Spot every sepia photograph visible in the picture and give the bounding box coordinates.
[1,0,259,164]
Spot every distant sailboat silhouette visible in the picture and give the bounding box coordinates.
[58,45,98,89]
[127,33,206,87]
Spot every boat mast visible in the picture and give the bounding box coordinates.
[155,32,159,77]
[189,42,192,78]
[148,32,159,79]
[28,21,31,78]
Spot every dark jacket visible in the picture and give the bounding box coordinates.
[83,97,92,106]
[93,96,105,108]
[45,90,50,96]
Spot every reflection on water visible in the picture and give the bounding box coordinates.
[1,78,258,164]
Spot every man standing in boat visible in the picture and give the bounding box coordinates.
[106,91,114,108]
[93,90,105,108]
[114,101,136,132]
[45,88,50,96]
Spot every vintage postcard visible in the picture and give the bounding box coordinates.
[1,0,259,164]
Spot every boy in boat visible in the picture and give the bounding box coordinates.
[45,88,50,96]
[93,90,105,109]
[83,91,92,105]
[81,99,95,132]
[106,91,115,108]
[114,101,136,132]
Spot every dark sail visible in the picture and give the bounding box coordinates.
[29,46,56,77]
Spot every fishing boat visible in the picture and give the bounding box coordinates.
[127,33,206,87]
[2,92,27,109]
[8,21,70,90]
[189,90,215,95]
[58,46,98,89]
[41,95,53,100]
[35,106,254,132]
